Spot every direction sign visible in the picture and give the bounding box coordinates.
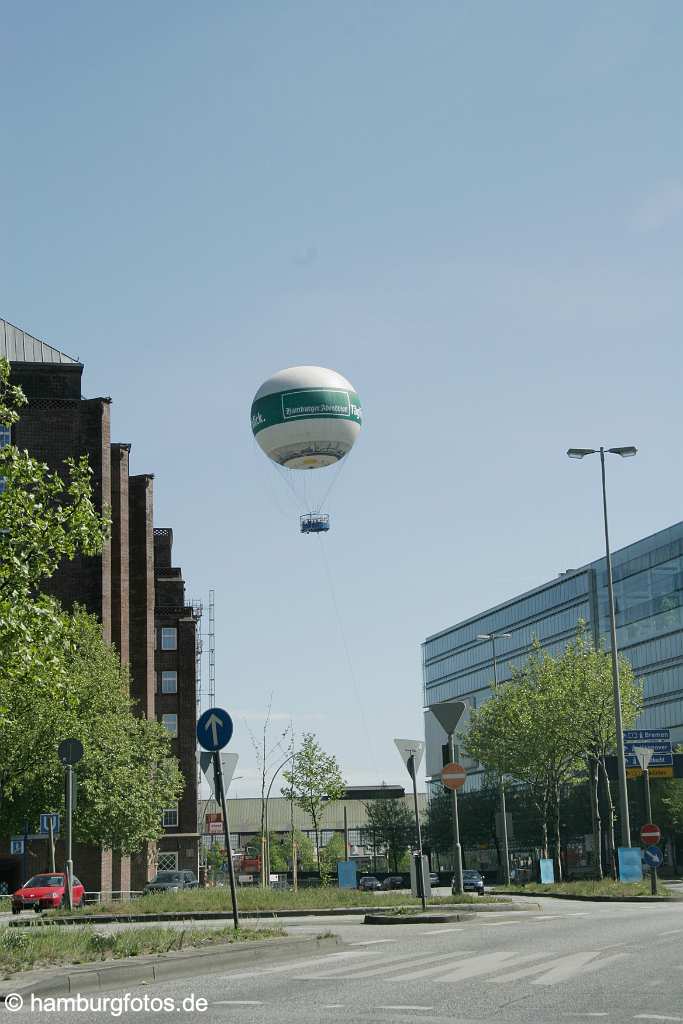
[640,823,661,846]
[58,738,83,766]
[624,729,670,741]
[40,813,60,835]
[642,845,664,868]
[441,762,467,790]
[394,739,425,776]
[197,707,234,751]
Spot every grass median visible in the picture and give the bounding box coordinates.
[51,887,503,917]
[493,879,677,899]
[0,923,285,978]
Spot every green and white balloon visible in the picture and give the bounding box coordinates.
[251,366,362,469]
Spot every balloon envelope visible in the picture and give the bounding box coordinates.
[251,365,362,469]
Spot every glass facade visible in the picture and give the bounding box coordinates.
[422,522,683,783]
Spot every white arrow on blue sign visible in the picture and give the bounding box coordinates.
[40,813,60,835]
[197,707,234,752]
[642,845,664,868]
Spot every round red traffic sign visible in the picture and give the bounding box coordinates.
[640,823,661,846]
[441,762,467,790]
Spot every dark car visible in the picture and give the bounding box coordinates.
[429,872,441,887]
[144,871,193,895]
[381,875,405,890]
[358,875,381,892]
[181,871,199,889]
[461,870,486,894]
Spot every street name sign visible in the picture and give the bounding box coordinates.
[640,823,661,846]
[197,707,234,751]
[441,762,467,790]
[642,845,663,869]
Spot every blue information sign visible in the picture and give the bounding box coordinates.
[642,845,664,868]
[40,813,60,835]
[338,860,358,889]
[618,846,643,883]
[196,707,234,751]
[539,858,555,884]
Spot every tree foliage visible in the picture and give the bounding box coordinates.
[281,733,345,868]
[362,798,416,872]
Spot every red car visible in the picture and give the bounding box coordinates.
[11,873,85,914]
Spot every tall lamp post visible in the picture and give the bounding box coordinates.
[567,445,637,848]
[263,753,295,884]
[477,633,512,885]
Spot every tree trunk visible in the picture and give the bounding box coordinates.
[599,758,617,879]
[588,757,603,880]
[553,783,563,882]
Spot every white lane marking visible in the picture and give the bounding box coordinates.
[482,920,517,926]
[224,950,369,979]
[420,951,546,982]
[299,949,475,981]
[322,1006,345,1010]
[351,939,397,946]
[422,928,464,935]
[213,1001,264,1005]
[377,1006,433,1012]
[490,951,629,986]
[634,1016,683,1021]
[660,929,683,936]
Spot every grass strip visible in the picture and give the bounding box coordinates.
[51,887,502,917]
[0,924,284,978]
[493,879,674,899]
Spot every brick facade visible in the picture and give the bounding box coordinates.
[0,334,199,896]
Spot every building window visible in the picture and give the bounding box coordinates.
[160,671,177,694]
[161,627,177,650]
[157,851,178,870]
[161,714,178,737]
[162,807,179,828]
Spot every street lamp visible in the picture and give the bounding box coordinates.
[477,632,512,885]
[566,445,637,848]
[263,753,295,885]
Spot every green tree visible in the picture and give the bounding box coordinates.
[281,733,345,869]
[281,829,317,871]
[363,799,416,871]
[319,833,346,883]
[0,610,183,852]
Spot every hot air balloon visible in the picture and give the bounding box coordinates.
[251,366,362,532]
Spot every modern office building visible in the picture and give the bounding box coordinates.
[422,522,683,786]
[0,317,200,893]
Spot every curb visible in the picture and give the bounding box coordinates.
[364,912,468,925]
[0,934,340,1001]
[9,900,519,927]
[489,889,682,904]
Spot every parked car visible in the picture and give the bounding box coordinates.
[461,870,486,895]
[429,872,440,887]
[381,875,405,890]
[12,873,85,914]
[181,870,199,889]
[358,875,382,892]
[144,871,194,894]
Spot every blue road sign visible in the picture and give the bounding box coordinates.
[624,742,672,755]
[625,752,673,767]
[10,838,24,856]
[624,729,670,741]
[642,845,664,868]
[618,847,643,883]
[197,707,234,751]
[40,813,60,835]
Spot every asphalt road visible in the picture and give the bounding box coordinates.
[3,895,683,1023]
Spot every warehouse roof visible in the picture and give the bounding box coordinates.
[1,317,80,364]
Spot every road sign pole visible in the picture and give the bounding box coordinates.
[448,734,464,896]
[214,750,239,929]
[22,819,28,884]
[65,765,73,911]
[48,816,56,873]
[408,754,427,911]
[642,769,657,896]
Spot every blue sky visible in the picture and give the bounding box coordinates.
[2,2,682,796]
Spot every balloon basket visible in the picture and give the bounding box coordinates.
[300,513,330,534]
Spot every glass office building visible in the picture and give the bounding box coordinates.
[422,522,683,785]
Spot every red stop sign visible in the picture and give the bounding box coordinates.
[640,823,661,846]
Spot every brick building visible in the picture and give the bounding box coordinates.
[0,318,199,894]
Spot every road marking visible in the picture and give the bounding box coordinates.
[322,1006,345,1010]
[299,950,475,981]
[482,920,517,926]
[224,950,369,979]
[376,1006,433,1012]
[422,951,543,982]
[489,951,629,986]
[422,928,463,935]
[660,929,683,936]
[213,1001,264,1005]
[351,939,397,946]
[634,1016,683,1021]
